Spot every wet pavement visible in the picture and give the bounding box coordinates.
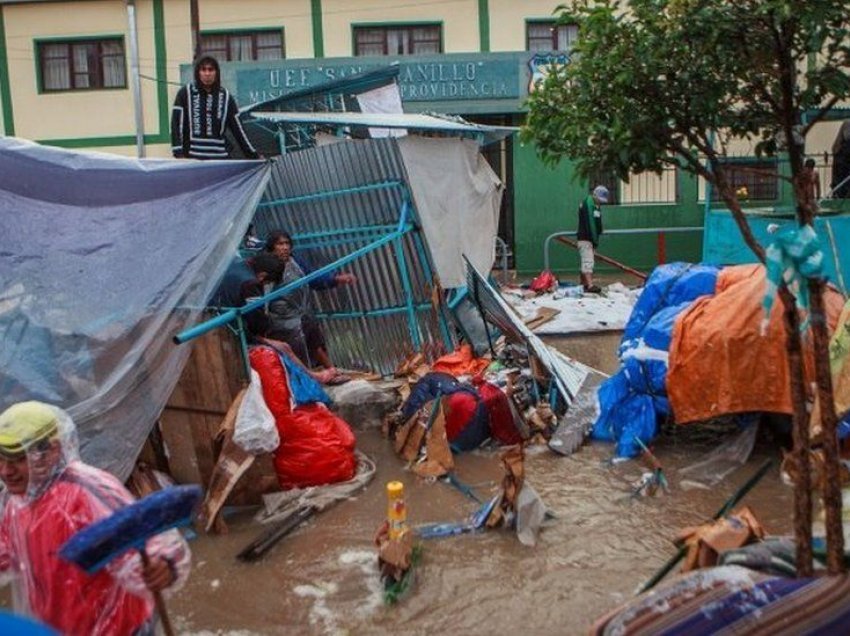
[168,334,795,636]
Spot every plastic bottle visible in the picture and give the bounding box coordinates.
[386,481,408,540]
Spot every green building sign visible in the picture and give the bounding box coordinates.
[198,52,544,113]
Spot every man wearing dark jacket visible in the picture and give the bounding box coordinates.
[171,55,260,160]
[576,185,609,294]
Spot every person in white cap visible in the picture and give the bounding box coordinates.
[576,185,609,293]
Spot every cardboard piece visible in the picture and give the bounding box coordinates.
[412,403,454,478]
[486,445,525,529]
[375,522,415,583]
[677,506,766,572]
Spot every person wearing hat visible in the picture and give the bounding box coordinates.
[0,401,190,635]
[576,185,609,294]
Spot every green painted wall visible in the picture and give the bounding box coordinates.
[512,142,705,277]
[0,6,14,136]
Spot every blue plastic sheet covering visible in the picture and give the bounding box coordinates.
[593,262,720,457]
[0,138,269,479]
[622,262,720,346]
[703,209,850,292]
[278,352,331,407]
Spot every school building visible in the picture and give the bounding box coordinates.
[0,0,846,275]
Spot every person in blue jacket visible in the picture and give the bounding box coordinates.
[264,231,356,371]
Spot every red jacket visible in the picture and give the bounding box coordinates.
[0,462,186,635]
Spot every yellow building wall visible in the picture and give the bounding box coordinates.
[321,0,479,57]
[196,0,313,59]
[162,0,190,87]
[4,1,137,140]
[488,1,564,52]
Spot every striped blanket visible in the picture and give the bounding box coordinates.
[591,565,850,635]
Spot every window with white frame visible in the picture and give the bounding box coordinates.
[589,167,679,205]
[527,21,578,52]
[620,168,679,204]
[200,30,284,62]
[38,38,126,92]
[354,25,442,56]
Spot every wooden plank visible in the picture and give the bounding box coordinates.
[524,306,561,331]
[159,410,203,485]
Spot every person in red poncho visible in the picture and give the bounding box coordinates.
[0,401,191,635]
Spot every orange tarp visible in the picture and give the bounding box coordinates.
[432,343,490,377]
[667,264,845,424]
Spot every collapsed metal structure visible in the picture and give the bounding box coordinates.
[176,137,454,375]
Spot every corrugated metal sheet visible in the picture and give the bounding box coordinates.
[252,138,451,375]
[463,256,588,404]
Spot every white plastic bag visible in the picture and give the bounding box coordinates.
[233,369,280,454]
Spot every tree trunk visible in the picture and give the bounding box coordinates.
[779,286,814,576]
[714,170,821,576]
[808,278,846,573]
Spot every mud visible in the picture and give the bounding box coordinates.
[168,336,794,636]
[0,332,797,635]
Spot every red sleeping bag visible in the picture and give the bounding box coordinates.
[249,346,357,489]
[477,381,522,446]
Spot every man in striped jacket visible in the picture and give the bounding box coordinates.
[171,55,261,160]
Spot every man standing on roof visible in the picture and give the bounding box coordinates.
[171,55,261,160]
[576,185,609,294]
[0,401,190,635]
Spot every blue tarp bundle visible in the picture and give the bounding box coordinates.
[592,262,720,457]
[0,138,270,479]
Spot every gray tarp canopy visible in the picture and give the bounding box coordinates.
[250,111,518,146]
[0,137,269,479]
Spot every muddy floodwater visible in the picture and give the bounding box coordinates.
[169,333,795,635]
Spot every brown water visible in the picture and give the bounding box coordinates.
[168,335,795,636]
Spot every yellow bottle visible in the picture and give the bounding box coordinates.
[386,481,408,540]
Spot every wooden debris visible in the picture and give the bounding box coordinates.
[524,306,561,331]
[198,389,253,533]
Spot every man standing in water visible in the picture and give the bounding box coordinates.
[171,55,260,160]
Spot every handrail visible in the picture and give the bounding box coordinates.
[543,226,703,275]
[257,180,405,208]
[174,223,413,345]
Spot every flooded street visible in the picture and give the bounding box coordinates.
[170,333,796,635]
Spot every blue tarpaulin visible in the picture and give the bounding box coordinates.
[0,138,269,479]
[593,262,720,457]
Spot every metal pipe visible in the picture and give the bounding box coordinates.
[256,180,404,208]
[315,302,432,320]
[190,0,200,60]
[174,225,412,344]
[394,235,421,348]
[555,235,647,281]
[125,0,145,158]
[542,227,702,273]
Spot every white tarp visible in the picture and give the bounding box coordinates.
[355,81,406,138]
[399,136,502,288]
